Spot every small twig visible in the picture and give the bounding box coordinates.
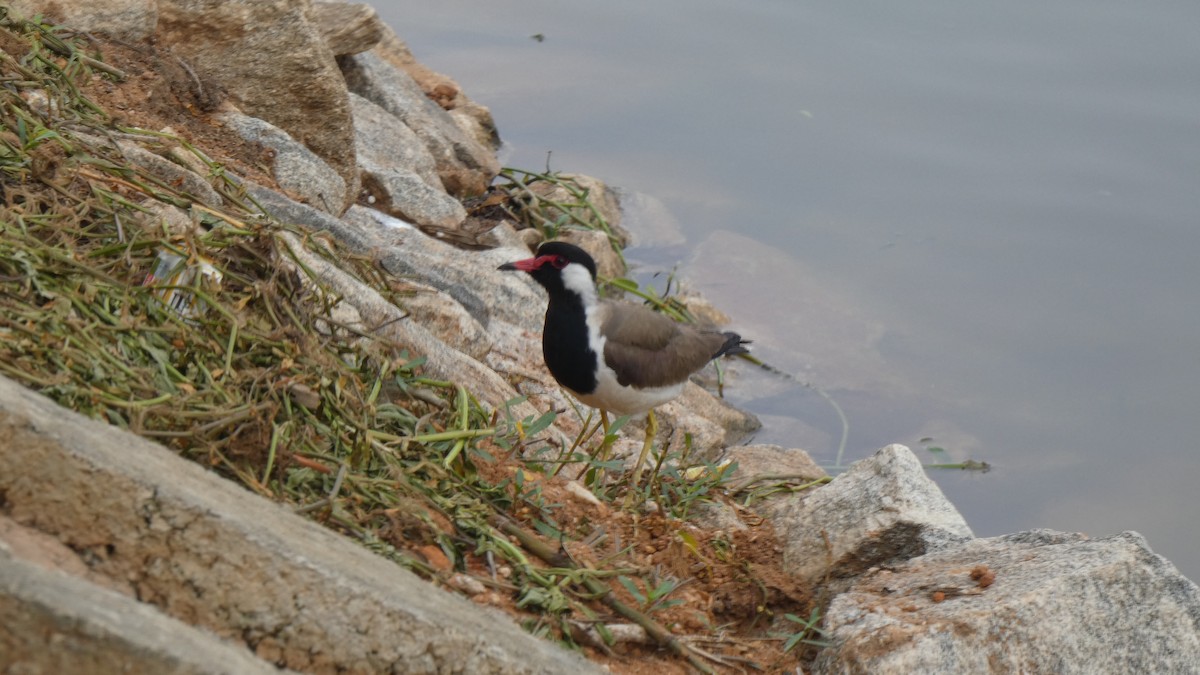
[79,54,125,80]
[686,641,762,672]
[174,55,205,101]
[368,427,496,444]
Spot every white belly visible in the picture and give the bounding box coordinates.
[569,367,684,416]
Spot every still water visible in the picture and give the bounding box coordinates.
[381,1,1200,580]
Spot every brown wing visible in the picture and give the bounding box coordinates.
[599,302,731,388]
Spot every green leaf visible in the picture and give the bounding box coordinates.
[532,519,562,540]
[616,575,646,605]
[606,277,641,293]
[606,414,631,435]
[523,409,557,437]
[593,622,615,646]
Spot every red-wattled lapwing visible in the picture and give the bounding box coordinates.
[500,241,748,496]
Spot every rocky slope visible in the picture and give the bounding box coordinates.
[2,2,1198,673]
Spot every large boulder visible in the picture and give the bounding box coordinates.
[762,444,973,590]
[310,1,383,57]
[0,375,600,674]
[815,530,1200,674]
[157,0,358,211]
[1,554,285,675]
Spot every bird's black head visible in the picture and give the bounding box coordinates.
[498,241,598,293]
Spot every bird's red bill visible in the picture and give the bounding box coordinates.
[501,254,564,272]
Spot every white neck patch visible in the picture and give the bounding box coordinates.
[561,263,598,307]
[562,262,607,378]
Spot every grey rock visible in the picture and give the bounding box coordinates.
[766,444,973,588]
[278,231,536,419]
[481,220,537,252]
[815,530,1200,674]
[515,224,546,250]
[370,25,502,152]
[1,555,287,674]
[0,375,599,673]
[341,51,499,196]
[72,131,223,207]
[688,500,751,533]
[351,91,468,229]
[8,0,157,41]
[218,110,346,214]
[134,202,199,236]
[247,182,375,249]
[660,382,761,457]
[351,92,443,190]
[722,443,828,485]
[247,187,542,331]
[118,141,223,206]
[361,168,467,230]
[310,1,384,56]
[526,173,630,248]
[556,227,626,280]
[387,277,493,362]
[244,188,539,418]
[341,205,544,330]
[449,104,503,156]
[157,0,357,210]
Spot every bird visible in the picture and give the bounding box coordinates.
[499,241,748,497]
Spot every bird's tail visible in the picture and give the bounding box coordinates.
[713,331,751,359]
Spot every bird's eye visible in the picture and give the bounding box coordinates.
[550,256,568,270]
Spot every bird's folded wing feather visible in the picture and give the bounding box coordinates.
[599,302,727,388]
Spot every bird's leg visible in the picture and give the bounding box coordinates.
[576,409,612,483]
[623,409,657,509]
[598,409,612,462]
